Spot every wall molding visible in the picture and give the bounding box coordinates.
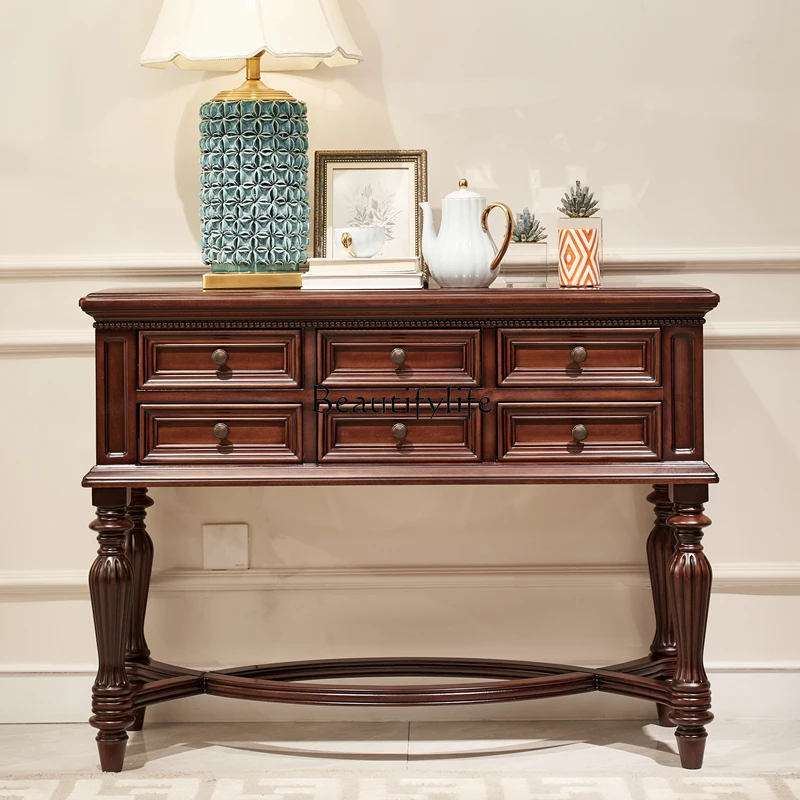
[602,246,800,273]
[1,322,799,357]
[704,322,800,348]
[0,254,205,280]
[0,330,94,356]
[0,247,799,280]
[2,562,799,596]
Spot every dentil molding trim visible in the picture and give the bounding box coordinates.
[1,323,799,356]
[0,247,799,279]
[2,562,799,596]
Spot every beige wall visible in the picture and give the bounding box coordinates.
[1,0,799,722]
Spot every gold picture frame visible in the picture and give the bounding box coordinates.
[313,150,428,260]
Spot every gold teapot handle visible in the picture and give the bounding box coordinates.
[481,202,514,271]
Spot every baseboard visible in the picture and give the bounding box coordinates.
[2,562,800,596]
[2,665,798,723]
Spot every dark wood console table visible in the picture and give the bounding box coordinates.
[80,287,719,772]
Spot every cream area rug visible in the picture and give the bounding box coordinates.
[3,774,800,800]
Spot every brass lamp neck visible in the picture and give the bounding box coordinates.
[211,50,298,103]
[246,55,262,82]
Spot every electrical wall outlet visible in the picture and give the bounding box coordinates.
[202,523,249,570]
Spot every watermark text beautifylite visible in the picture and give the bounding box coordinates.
[314,385,492,419]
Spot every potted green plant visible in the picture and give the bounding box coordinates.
[498,207,548,288]
[557,181,601,288]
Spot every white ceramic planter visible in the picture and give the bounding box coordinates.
[557,217,603,288]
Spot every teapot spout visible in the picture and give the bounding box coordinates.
[419,201,437,265]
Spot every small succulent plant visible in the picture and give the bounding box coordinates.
[558,180,599,218]
[512,207,547,243]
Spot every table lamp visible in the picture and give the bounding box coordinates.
[140,0,363,289]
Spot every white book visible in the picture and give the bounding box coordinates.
[306,256,420,275]
[302,272,425,291]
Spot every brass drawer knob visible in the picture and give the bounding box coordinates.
[572,424,588,442]
[392,422,408,440]
[390,347,407,366]
[213,422,229,441]
[571,346,588,364]
[211,348,229,367]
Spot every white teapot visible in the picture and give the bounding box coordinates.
[420,179,513,288]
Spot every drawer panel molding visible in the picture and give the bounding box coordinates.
[139,331,301,389]
[499,328,660,386]
[498,402,661,462]
[141,404,302,464]
[319,329,480,387]
[320,409,481,463]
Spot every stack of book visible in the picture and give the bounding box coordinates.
[301,257,424,290]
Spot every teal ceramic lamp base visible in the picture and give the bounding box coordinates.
[198,65,310,276]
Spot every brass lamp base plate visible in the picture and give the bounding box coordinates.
[212,79,296,103]
[202,272,303,290]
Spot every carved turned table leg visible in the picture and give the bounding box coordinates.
[125,488,154,732]
[668,484,713,769]
[646,484,677,727]
[89,487,135,772]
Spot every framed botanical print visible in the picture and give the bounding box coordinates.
[313,150,428,259]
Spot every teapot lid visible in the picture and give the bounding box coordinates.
[445,178,482,199]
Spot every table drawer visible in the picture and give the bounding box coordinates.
[319,409,481,463]
[139,331,301,389]
[498,328,660,386]
[498,402,661,462]
[318,330,480,387]
[140,404,302,463]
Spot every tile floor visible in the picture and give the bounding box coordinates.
[0,720,799,775]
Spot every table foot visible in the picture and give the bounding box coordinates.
[97,734,128,773]
[676,728,707,769]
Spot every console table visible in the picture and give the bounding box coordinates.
[80,287,719,772]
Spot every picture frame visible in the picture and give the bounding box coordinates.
[313,150,428,260]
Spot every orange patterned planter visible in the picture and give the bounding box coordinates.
[557,221,601,288]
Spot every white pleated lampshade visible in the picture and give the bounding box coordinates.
[140,0,362,71]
